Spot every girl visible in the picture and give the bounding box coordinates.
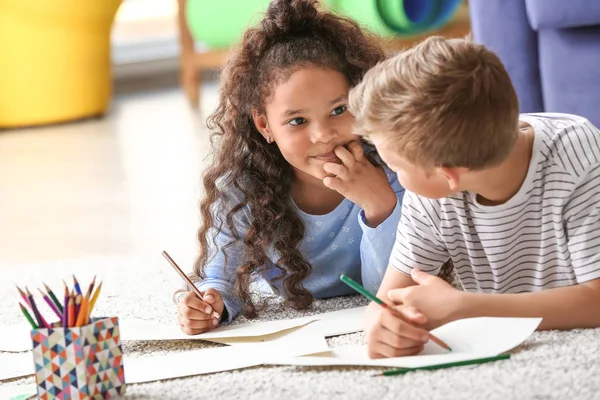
[177,0,405,334]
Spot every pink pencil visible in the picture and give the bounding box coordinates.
[16,286,31,307]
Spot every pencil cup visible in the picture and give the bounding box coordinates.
[30,316,126,399]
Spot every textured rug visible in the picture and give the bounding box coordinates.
[1,255,600,400]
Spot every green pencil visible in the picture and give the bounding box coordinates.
[19,303,38,329]
[43,283,64,313]
[339,274,452,351]
[376,353,511,376]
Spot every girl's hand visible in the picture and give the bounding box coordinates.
[178,288,225,335]
[323,141,397,227]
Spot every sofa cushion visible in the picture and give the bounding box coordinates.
[525,0,600,29]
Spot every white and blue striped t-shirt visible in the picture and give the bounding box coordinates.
[390,113,600,293]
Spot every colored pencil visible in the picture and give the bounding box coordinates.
[62,285,69,327]
[87,281,103,318]
[67,297,74,328]
[86,275,96,298]
[43,283,64,313]
[161,250,221,320]
[16,286,31,307]
[19,303,38,329]
[74,294,81,323]
[25,288,49,329]
[73,275,82,295]
[339,274,452,352]
[375,353,511,376]
[75,296,89,327]
[38,288,63,320]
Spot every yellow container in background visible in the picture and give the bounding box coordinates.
[0,0,121,128]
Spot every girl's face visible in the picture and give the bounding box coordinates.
[254,66,358,182]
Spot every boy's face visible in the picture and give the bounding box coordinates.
[369,134,454,199]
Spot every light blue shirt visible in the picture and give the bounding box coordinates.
[196,167,405,322]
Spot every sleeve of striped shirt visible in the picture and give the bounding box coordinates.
[564,162,600,283]
[389,191,449,276]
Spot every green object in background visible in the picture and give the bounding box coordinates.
[333,0,462,37]
[185,0,463,49]
[186,0,271,49]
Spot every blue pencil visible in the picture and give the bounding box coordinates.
[73,275,82,295]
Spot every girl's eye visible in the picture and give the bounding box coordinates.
[288,117,306,126]
[331,105,347,116]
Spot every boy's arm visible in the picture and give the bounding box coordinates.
[375,266,416,298]
[457,279,600,329]
[457,163,600,329]
[374,191,450,296]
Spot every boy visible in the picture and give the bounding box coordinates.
[349,36,600,359]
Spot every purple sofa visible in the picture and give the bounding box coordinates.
[469,0,600,127]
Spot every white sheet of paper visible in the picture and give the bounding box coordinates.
[267,317,541,368]
[0,317,317,352]
[0,352,34,381]
[125,322,330,383]
[0,325,32,352]
[206,321,330,356]
[124,345,262,383]
[309,306,366,336]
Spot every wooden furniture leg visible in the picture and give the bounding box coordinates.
[177,0,200,109]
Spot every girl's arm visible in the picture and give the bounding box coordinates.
[358,169,406,293]
[195,191,254,323]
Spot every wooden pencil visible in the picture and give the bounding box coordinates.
[43,282,63,313]
[339,274,452,352]
[87,281,103,318]
[73,275,82,295]
[75,296,89,327]
[62,285,69,327]
[74,294,81,323]
[67,296,74,328]
[16,286,31,307]
[26,288,49,329]
[19,303,38,329]
[38,288,63,320]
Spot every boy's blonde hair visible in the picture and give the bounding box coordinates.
[350,36,520,170]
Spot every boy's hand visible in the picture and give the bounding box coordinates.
[365,301,430,359]
[178,288,225,335]
[387,269,463,328]
[323,141,397,227]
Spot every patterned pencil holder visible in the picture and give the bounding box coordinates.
[30,316,126,399]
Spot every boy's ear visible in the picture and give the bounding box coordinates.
[436,166,465,191]
[251,109,270,140]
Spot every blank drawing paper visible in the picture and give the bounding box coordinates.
[125,322,330,383]
[0,306,366,352]
[267,317,542,368]
[0,352,33,381]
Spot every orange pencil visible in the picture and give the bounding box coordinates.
[67,297,74,328]
[75,296,89,327]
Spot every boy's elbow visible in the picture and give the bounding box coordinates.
[582,277,600,293]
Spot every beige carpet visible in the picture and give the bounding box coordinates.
[1,255,600,400]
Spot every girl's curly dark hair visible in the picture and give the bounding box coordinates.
[190,0,388,318]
